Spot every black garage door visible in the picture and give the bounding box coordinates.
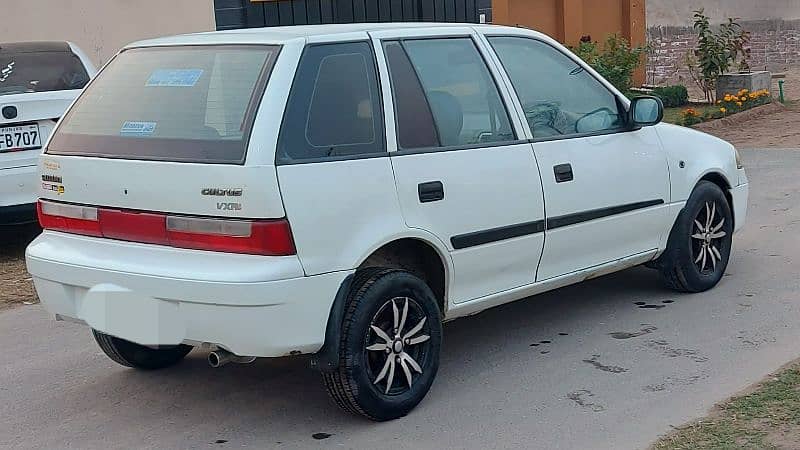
[215,0,479,30]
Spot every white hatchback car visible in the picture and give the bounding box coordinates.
[0,42,95,225]
[26,24,748,420]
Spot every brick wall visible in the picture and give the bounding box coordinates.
[647,19,800,86]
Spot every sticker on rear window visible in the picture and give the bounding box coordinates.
[120,121,157,137]
[145,69,203,87]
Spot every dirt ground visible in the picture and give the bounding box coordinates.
[696,102,800,149]
[0,225,40,309]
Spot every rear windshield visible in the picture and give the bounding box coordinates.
[48,45,279,164]
[0,43,90,95]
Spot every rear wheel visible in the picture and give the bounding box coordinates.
[93,330,193,370]
[657,181,733,292]
[321,268,442,421]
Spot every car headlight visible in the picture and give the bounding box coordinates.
[735,147,744,169]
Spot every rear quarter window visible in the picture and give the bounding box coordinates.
[47,45,279,164]
[276,41,385,164]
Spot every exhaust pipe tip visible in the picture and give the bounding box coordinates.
[208,349,256,368]
[208,351,227,368]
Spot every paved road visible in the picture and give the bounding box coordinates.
[2,149,799,450]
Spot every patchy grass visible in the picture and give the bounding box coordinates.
[663,105,719,126]
[653,363,800,450]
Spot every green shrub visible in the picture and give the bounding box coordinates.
[687,9,751,102]
[652,85,689,107]
[572,35,648,93]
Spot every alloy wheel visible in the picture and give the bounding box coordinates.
[365,297,431,395]
[691,201,728,274]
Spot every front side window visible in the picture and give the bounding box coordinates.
[385,38,515,150]
[48,45,278,164]
[488,36,625,140]
[0,42,90,96]
[276,42,384,164]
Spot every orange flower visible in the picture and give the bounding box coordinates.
[736,101,743,107]
[720,107,727,113]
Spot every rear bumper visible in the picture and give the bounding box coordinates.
[730,182,749,233]
[0,202,36,225]
[26,231,350,357]
[0,164,38,217]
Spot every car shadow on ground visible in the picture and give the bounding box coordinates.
[0,223,40,254]
[53,264,679,443]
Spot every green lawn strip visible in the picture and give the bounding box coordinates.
[663,105,720,125]
[653,364,800,450]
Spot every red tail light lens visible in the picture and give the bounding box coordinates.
[37,201,102,237]
[37,200,296,256]
[166,216,296,256]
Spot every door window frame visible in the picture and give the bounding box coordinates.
[479,32,638,143]
[369,28,532,156]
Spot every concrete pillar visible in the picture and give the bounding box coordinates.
[623,0,648,85]
[557,0,584,44]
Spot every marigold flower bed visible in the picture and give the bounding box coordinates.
[679,89,772,127]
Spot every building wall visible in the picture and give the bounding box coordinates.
[492,0,646,82]
[648,0,800,28]
[0,0,216,67]
[646,0,800,85]
[492,0,645,48]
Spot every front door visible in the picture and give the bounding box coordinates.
[486,35,671,281]
[374,31,546,303]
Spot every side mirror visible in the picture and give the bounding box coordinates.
[630,96,664,127]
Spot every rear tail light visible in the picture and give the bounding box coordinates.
[37,200,295,256]
[166,216,296,256]
[37,201,101,237]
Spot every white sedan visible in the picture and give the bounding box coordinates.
[0,41,95,225]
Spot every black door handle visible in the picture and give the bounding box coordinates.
[418,181,444,203]
[554,164,574,183]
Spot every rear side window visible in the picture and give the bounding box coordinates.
[48,45,278,164]
[385,38,515,150]
[276,42,384,164]
[0,42,90,96]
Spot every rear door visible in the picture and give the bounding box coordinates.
[485,35,670,280]
[372,28,546,304]
[273,37,409,276]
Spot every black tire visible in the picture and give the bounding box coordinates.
[93,330,193,370]
[321,268,443,421]
[657,181,734,292]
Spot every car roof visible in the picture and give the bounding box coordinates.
[127,23,545,48]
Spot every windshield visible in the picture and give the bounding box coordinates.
[0,42,90,96]
[47,45,279,164]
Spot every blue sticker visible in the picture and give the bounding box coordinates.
[120,121,157,137]
[146,69,203,87]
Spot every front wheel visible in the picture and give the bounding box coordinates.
[93,330,193,370]
[321,268,443,421]
[657,181,734,292]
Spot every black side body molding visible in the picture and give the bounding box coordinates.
[546,199,665,230]
[451,220,546,250]
[448,199,665,250]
